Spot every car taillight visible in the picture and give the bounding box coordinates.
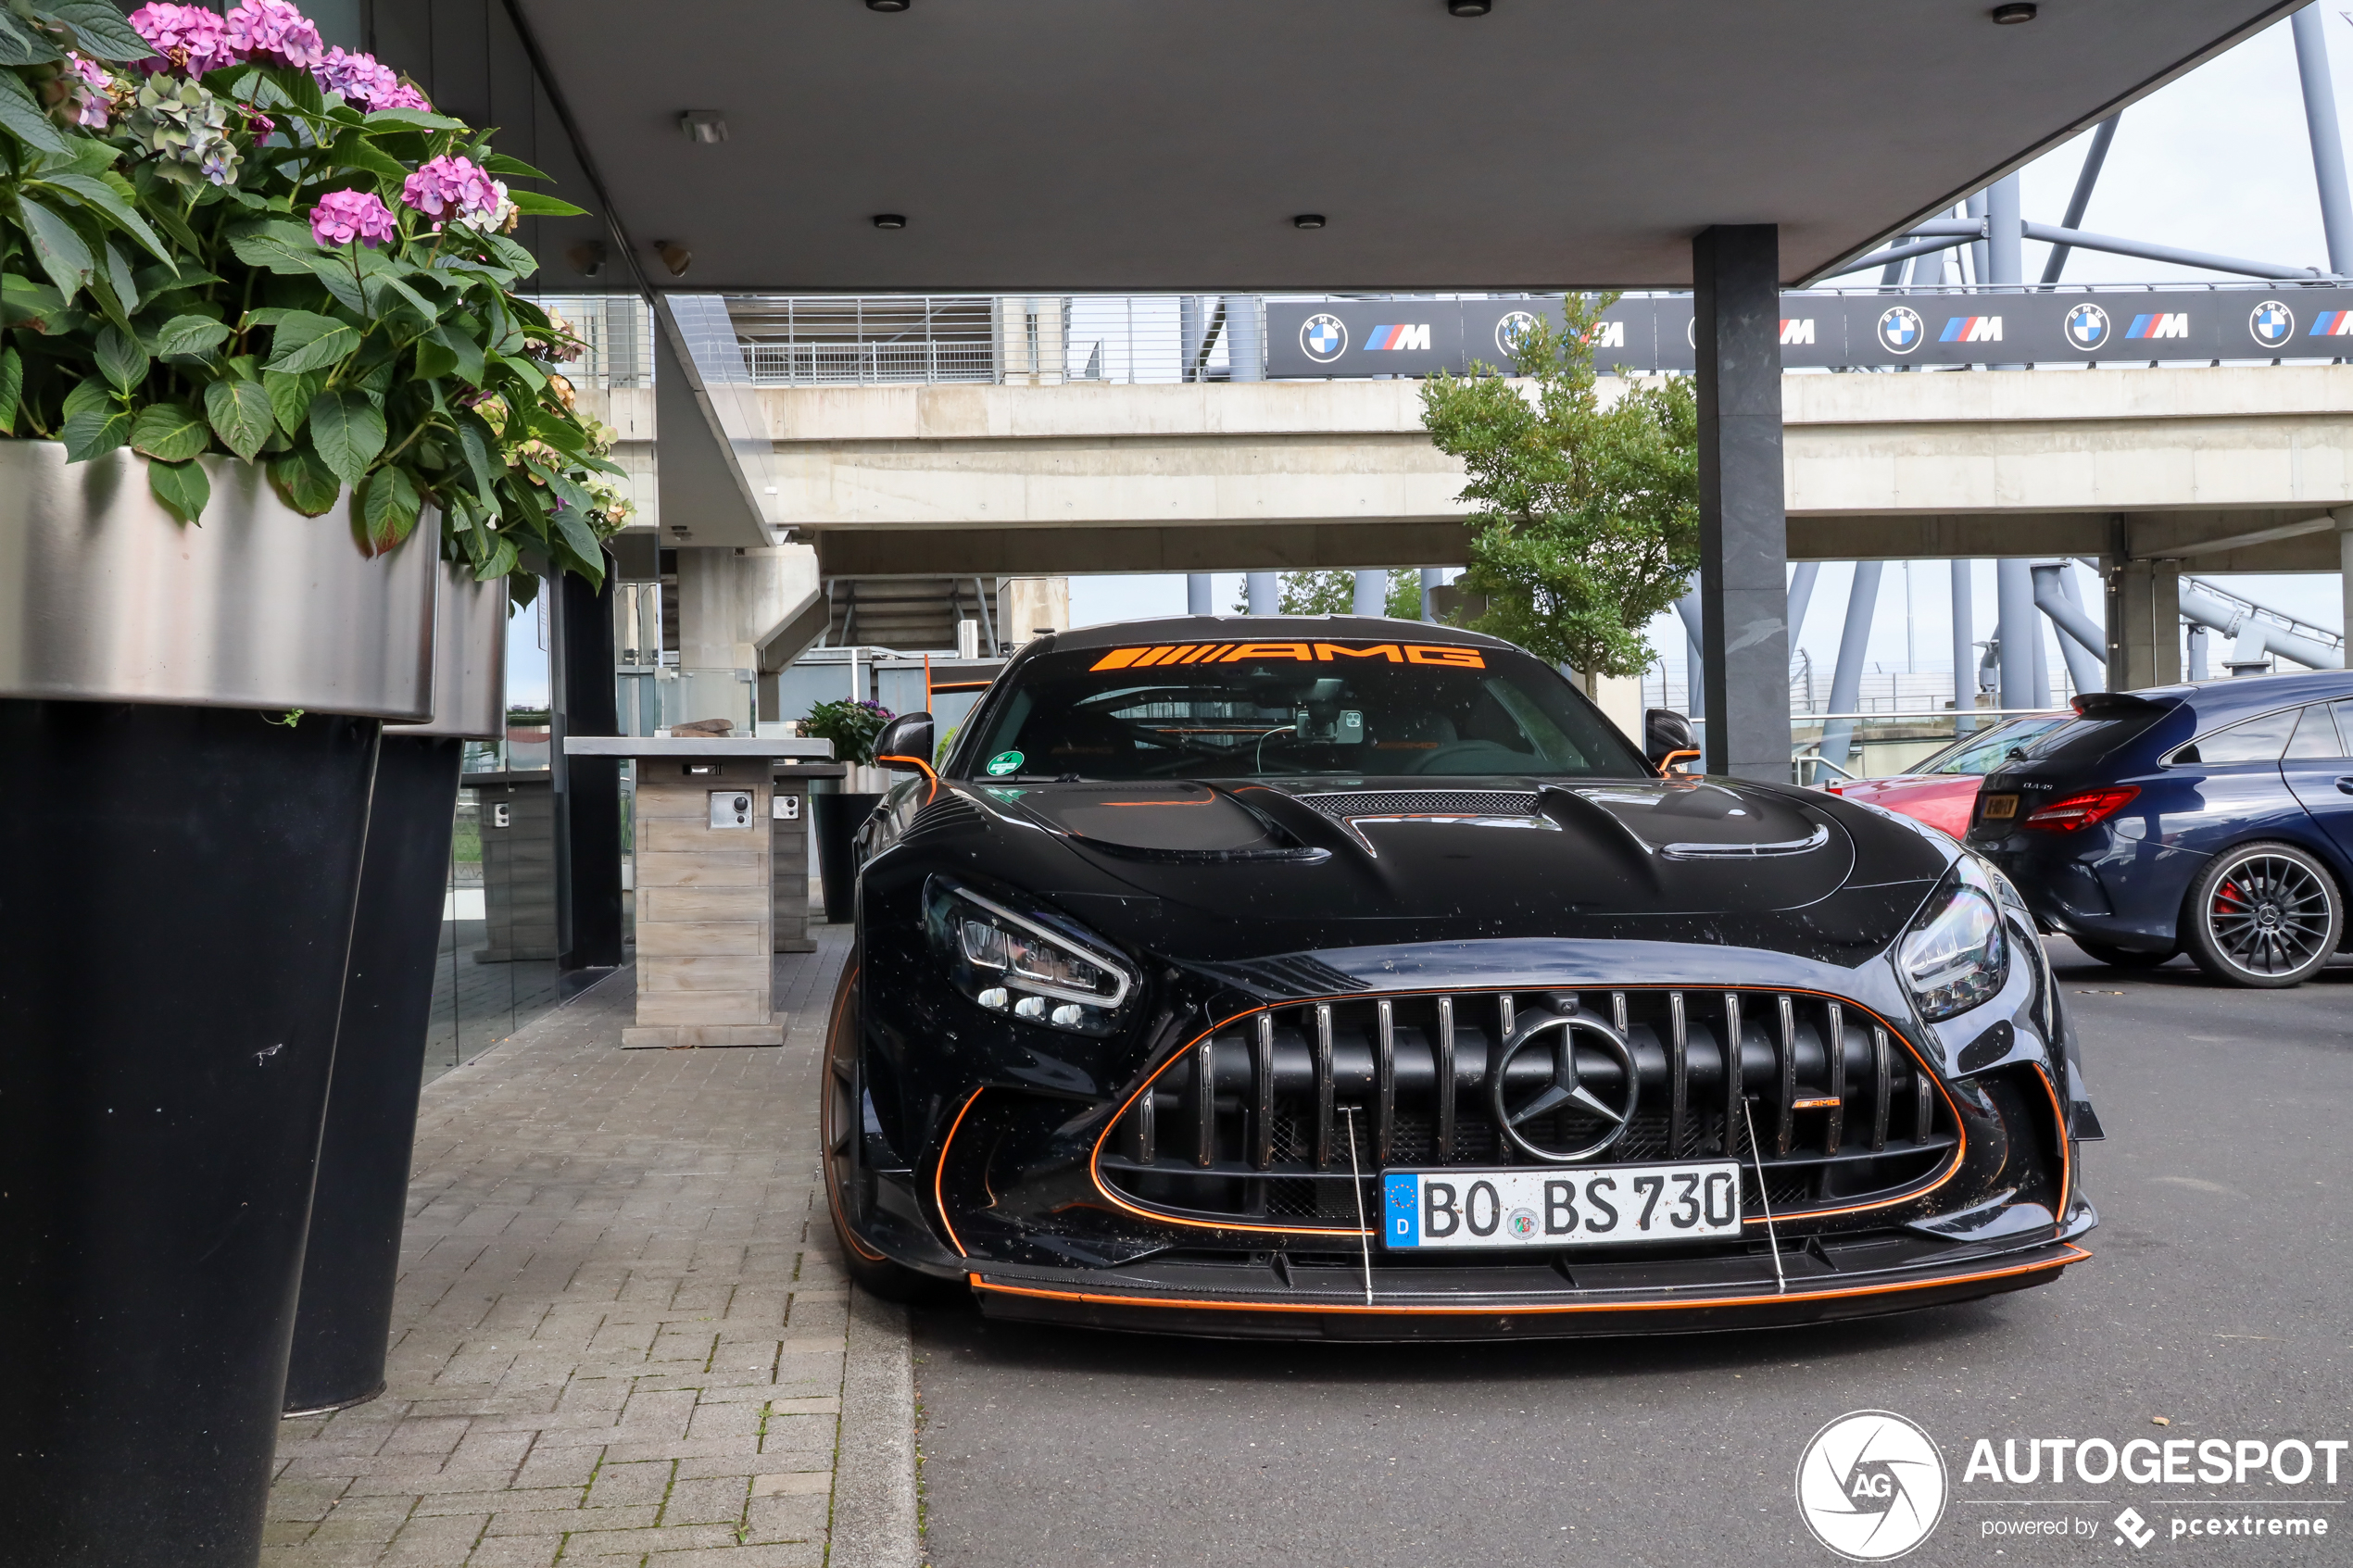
[2022,785,2138,832]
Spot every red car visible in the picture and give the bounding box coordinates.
[1823,714,2068,837]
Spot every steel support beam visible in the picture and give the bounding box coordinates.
[1674,588,1705,721]
[1820,562,1882,770]
[1353,571,1385,617]
[1247,571,1278,615]
[2041,115,2120,284]
[2032,561,2108,696]
[1995,559,2041,710]
[1693,224,1790,781]
[1951,561,1977,734]
[1187,573,1213,615]
[1786,563,1820,646]
[2294,5,2353,277]
[1421,568,1442,624]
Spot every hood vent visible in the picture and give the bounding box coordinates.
[1293,790,1540,819]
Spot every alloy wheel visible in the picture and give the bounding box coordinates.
[2204,853,2335,978]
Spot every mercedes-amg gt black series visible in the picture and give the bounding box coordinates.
[824,617,2097,1337]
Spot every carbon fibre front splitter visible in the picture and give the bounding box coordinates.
[964,1236,2091,1341]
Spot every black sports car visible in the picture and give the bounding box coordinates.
[824,617,2097,1338]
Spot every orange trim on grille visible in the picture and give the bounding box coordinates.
[931,1088,987,1258]
[2034,1061,2072,1218]
[968,1245,2090,1318]
[1079,985,1969,1238]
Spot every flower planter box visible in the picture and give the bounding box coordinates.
[285,565,507,1417]
[0,441,434,1566]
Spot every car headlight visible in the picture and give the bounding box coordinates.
[925,878,1134,1035]
[1899,864,2009,1022]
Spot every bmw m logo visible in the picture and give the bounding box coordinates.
[1300,313,1348,362]
[2250,299,2296,347]
[2064,302,2110,350]
[1877,307,1924,355]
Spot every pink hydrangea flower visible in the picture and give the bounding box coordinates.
[376,80,432,111]
[310,188,396,248]
[311,45,396,107]
[402,154,504,225]
[224,1,324,69]
[127,4,239,76]
[65,53,115,128]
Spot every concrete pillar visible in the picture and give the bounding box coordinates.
[2104,548,2182,693]
[1420,568,1442,623]
[1692,224,1790,781]
[1353,571,1385,617]
[1951,559,1977,734]
[2338,508,2353,648]
[1248,571,1279,615]
[1995,558,2038,709]
[1187,573,1214,616]
[1820,562,1882,771]
[997,577,1071,644]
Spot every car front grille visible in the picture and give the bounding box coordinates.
[1293,789,1540,819]
[1100,987,1957,1229]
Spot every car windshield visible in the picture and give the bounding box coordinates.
[959,634,1651,782]
[1913,715,2069,775]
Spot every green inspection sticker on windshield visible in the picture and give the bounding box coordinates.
[986,750,1025,777]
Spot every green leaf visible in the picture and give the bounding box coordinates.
[355,465,422,557]
[432,320,486,385]
[327,132,411,183]
[61,373,110,425]
[131,401,210,463]
[264,367,323,434]
[0,8,64,65]
[16,194,93,301]
[146,458,211,525]
[0,345,21,434]
[1,271,75,333]
[454,412,501,500]
[98,238,137,318]
[268,448,340,516]
[94,325,147,392]
[413,333,459,382]
[154,313,232,359]
[60,396,131,461]
[506,191,589,219]
[34,173,174,265]
[262,310,361,374]
[0,67,69,155]
[363,107,467,132]
[228,220,330,277]
[204,377,274,462]
[475,533,520,581]
[41,2,154,62]
[134,263,220,299]
[479,154,553,181]
[308,388,386,485]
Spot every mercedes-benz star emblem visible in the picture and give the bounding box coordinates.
[1486,1011,1640,1162]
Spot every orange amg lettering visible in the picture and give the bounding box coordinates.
[1220,643,1315,662]
[1315,643,1403,662]
[1403,645,1485,668]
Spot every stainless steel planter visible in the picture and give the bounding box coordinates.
[390,562,508,738]
[0,440,436,720]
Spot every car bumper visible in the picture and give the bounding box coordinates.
[960,1225,2093,1341]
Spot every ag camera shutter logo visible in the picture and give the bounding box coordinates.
[1796,1411,1948,1561]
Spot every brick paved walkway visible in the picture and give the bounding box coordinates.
[264,927,868,1568]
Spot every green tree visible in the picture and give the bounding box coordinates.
[1419,295,1699,676]
[1233,570,1425,619]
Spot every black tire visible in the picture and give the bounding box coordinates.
[2073,939,2175,970]
[2182,841,2345,988]
[821,956,964,1306]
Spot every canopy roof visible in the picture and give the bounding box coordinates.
[487,0,2299,293]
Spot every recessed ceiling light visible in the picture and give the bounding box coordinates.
[866,0,910,10]
[1448,1,1492,14]
[873,213,907,230]
[1991,3,2036,21]
[679,111,726,144]
[1293,214,1327,230]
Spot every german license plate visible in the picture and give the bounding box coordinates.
[1381,1162,1743,1249]
[1982,793,2019,820]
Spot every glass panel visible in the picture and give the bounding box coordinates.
[2284,704,2346,759]
[2180,707,2300,765]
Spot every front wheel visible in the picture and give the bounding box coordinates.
[2182,842,2344,988]
[2074,939,2175,970]
[821,957,962,1304]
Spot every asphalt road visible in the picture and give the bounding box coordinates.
[910,941,2353,1568]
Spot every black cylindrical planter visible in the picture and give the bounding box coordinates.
[812,792,882,923]
[283,734,465,1415]
[0,699,380,1568]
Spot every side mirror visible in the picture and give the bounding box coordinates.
[1643,708,1700,774]
[873,712,936,773]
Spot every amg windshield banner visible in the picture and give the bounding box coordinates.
[1265,288,2353,376]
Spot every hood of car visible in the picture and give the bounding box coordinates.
[932,774,1950,964]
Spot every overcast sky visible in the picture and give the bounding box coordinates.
[1069,10,2353,693]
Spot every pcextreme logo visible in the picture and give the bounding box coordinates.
[1088,641,1487,671]
[1796,1411,1949,1562]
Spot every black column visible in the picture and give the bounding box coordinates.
[551,558,624,969]
[1692,224,1792,782]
